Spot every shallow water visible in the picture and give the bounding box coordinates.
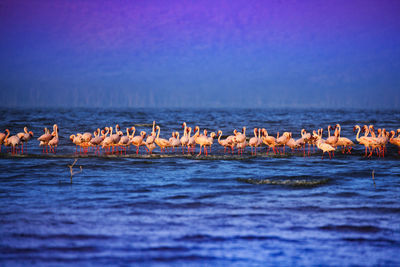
[1,108,400,266]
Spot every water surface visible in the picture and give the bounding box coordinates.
[1,108,399,266]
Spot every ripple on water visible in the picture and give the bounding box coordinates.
[237,177,330,187]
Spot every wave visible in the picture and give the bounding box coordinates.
[237,177,330,187]
[319,224,383,233]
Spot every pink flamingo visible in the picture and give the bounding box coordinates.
[262,129,277,154]
[249,128,261,155]
[316,129,335,159]
[335,124,354,154]
[48,124,59,153]
[17,127,34,154]
[0,129,9,153]
[155,125,170,153]
[180,122,189,154]
[38,127,53,154]
[131,128,147,154]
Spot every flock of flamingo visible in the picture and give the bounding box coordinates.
[0,122,400,159]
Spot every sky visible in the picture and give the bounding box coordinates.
[0,0,399,108]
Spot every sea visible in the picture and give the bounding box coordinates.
[0,108,399,266]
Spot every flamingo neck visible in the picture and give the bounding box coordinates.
[355,126,361,141]
[156,127,160,139]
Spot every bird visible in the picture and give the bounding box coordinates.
[118,127,133,154]
[353,125,374,157]
[389,129,400,154]
[261,129,277,155]
[89,128,104,155]
[131,128,147,155]
[0,129,11,153]
[295,135,306,156]
[234,127,246,144]
[249,128,261,155]
[101,127,115,154]
[155,125,170,153]
[180,123,189,154]
[145,121,156,154]
[194,127,213,156]
[217,130,233,154]
[301,129,313,156]
[48,124,59,153]
[236,139,247,155]
[17,127,34,154]
[38,127,53,154]
[70,133,84,154]
[187,127,196,154]
[169,131,181,152]
[286,133,299,151]
[205,132,216,154]
[325,125,338,148]
[316,131,335,160]
[335,124,354,154]
[275,132,290,154]
[109,125,123,154]
[5,130,22,155]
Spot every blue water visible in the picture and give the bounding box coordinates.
[1,108,400,266]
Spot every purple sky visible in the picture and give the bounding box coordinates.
[1,0,399,108]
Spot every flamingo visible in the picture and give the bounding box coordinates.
[234,127,246,144]
[236,139,247,155]
[70,134,83,154]
[90,128,104,155]
[82,132,92,143]
[325,125,338,147]
[155,125,170,153]
[5,130,21,155]
[389,129,400,154]
[301,129,313,156]
[118,127,133,154]
[217,130,233,154]
[316,129,335,159]
[145,121,156,154]
[0,129,7,153]
[335,124,354,154]
[131,128,147,154]
[180,122,189,154]
[261,129,277,155]
[187,127,196,154]
[275,132,290,154]
[17,127,34,154]
[249,128,261,155]
[169,131,181,152]
[48,124,59,153]
[295,135,306,156]
[38,127,53,154]
[101,127,115,154]
[286,133,299,152]
[226,132,237,154]
[2,129,10,153]
[353,125,374,157]
[194,127,212,156]
[205,132,216,154]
